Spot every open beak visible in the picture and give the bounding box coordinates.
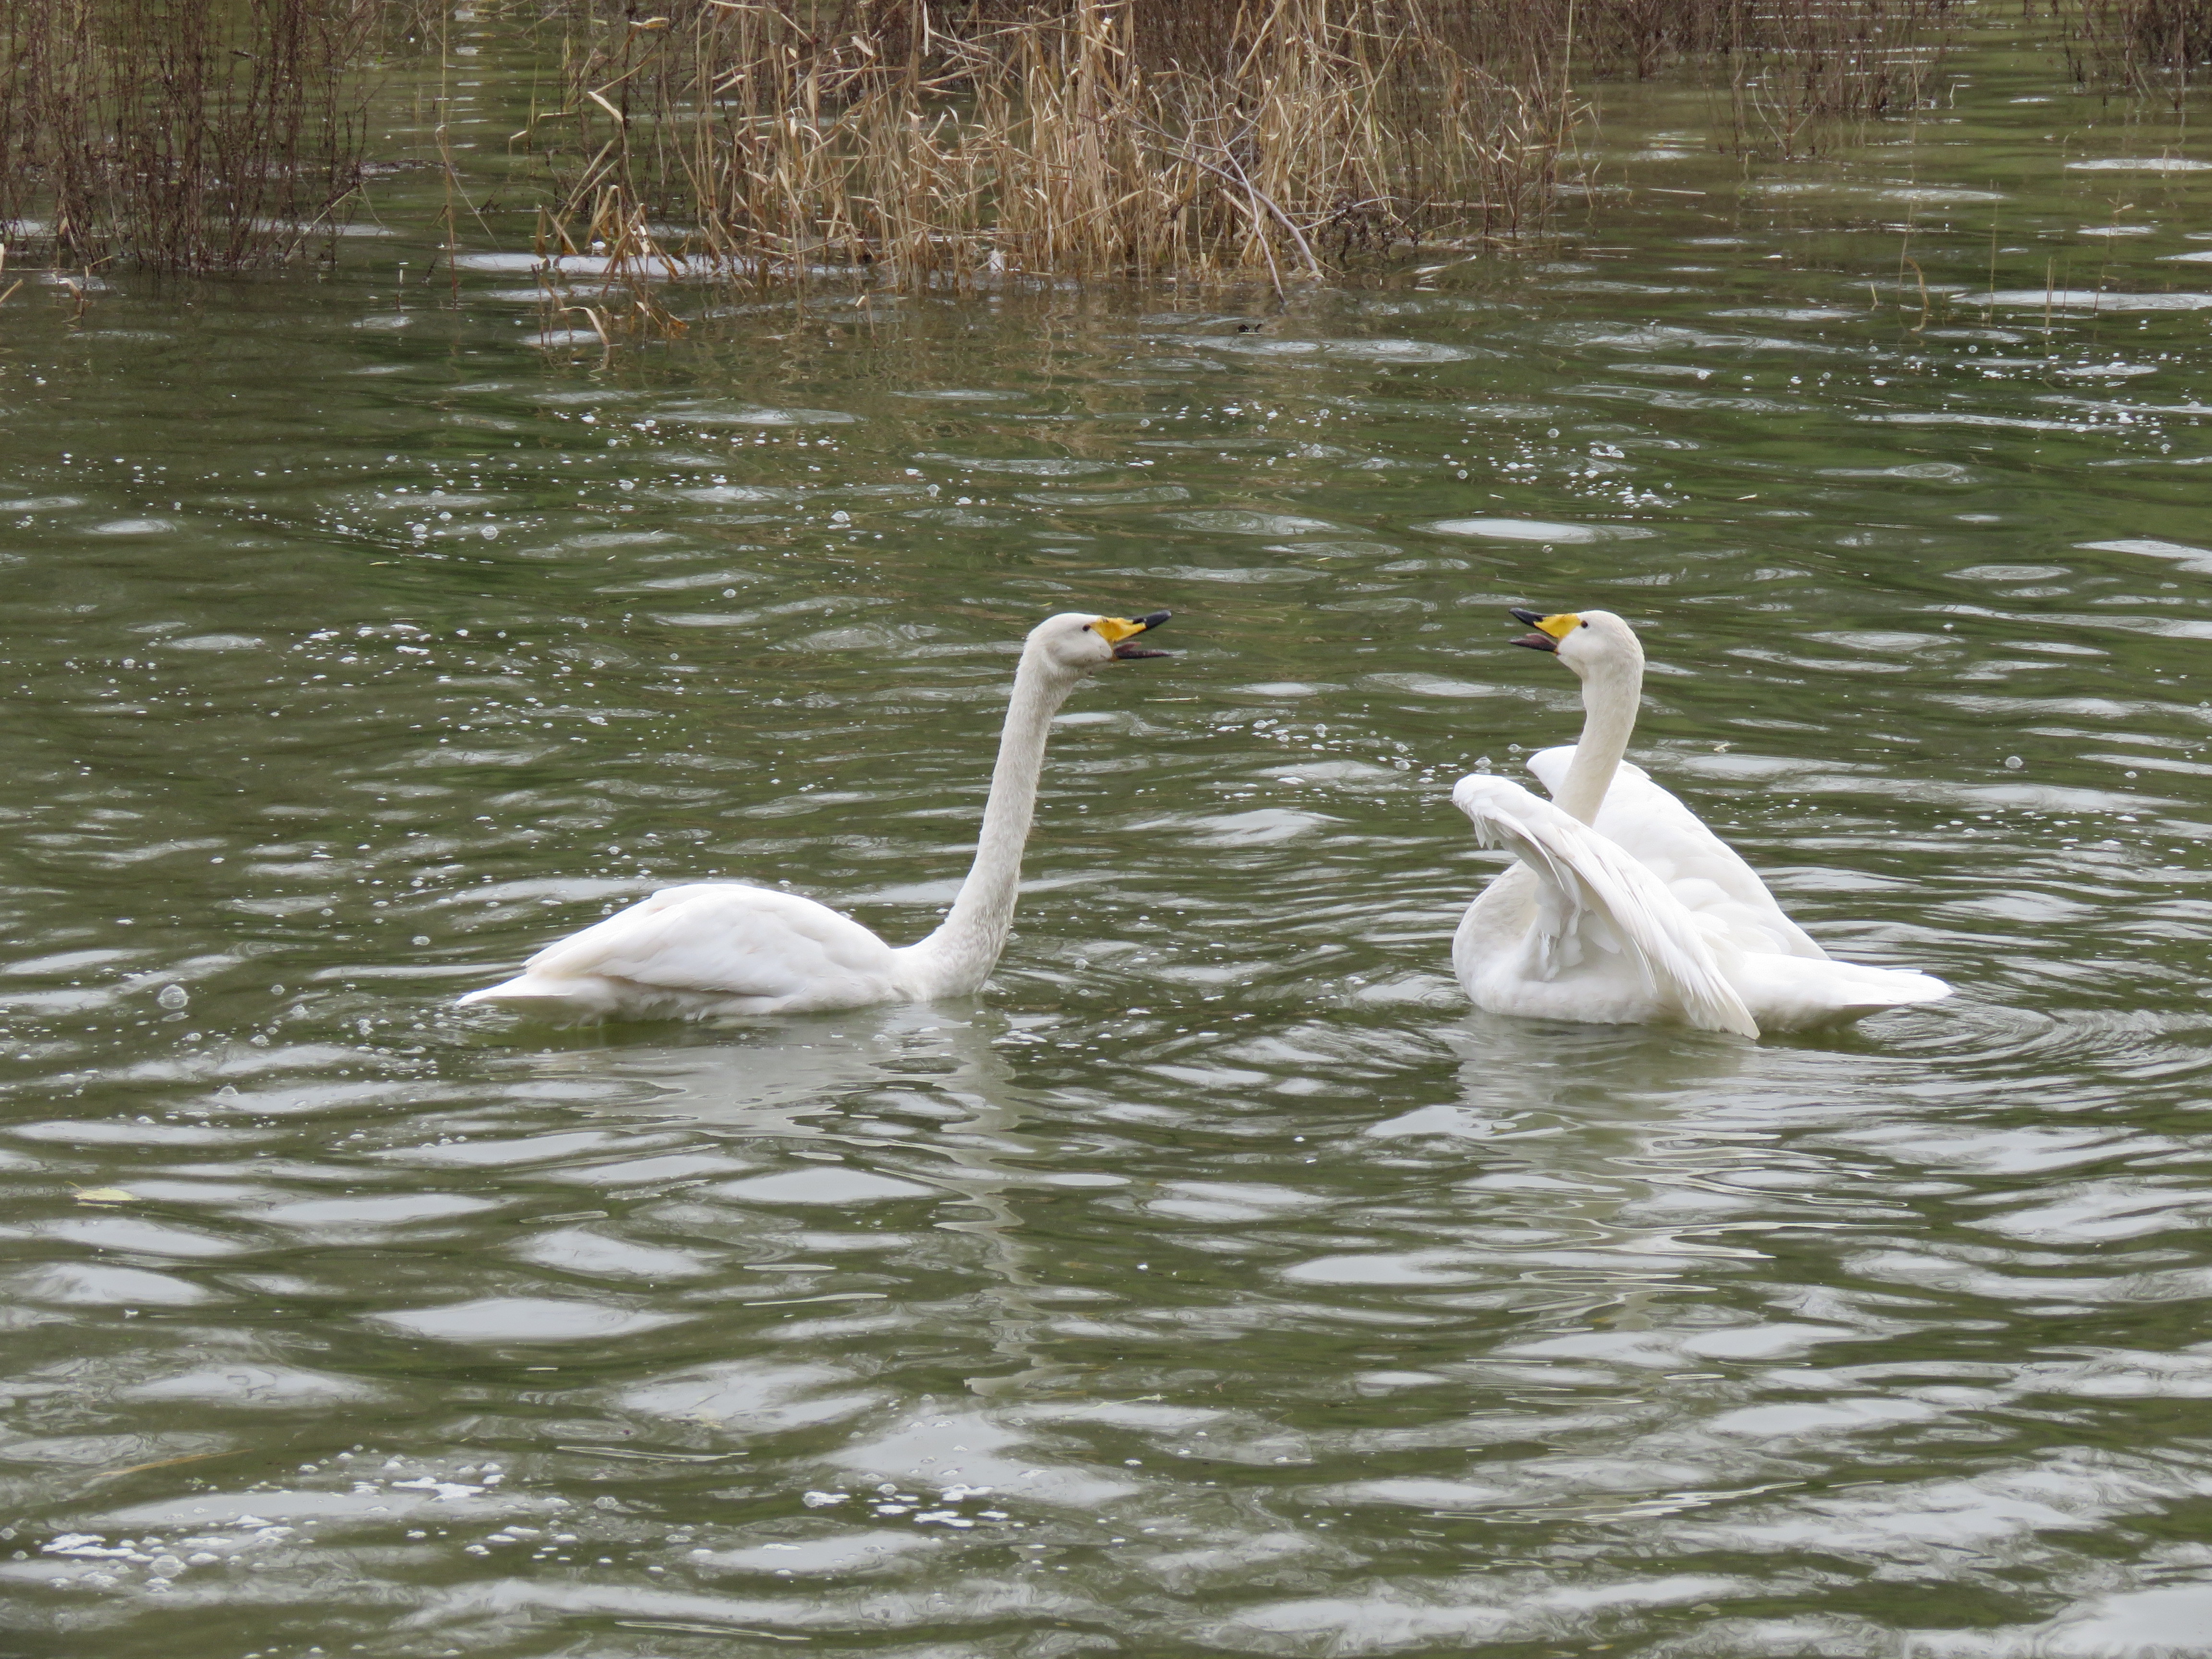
[1098,610,1172,659]
[1508,605,1575,652]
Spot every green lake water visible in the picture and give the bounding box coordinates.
[7,33,2212,1659]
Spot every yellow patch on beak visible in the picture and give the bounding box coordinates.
[1536,613,1580,640]
[1092,616,1148,644]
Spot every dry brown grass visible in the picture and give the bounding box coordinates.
[525,0,1569,300]
[0,0,381,272]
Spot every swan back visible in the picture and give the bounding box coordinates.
[457,883,905,1016]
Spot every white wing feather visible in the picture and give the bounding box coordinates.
[1452,775,1760,1039]
[1525,746,1826,961]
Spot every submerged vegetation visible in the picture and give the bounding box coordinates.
[0,0,2195,284]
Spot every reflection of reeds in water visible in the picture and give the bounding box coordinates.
[0,0,378,271]
[1521,0,1955,157]
[1720,0,1955,158]
[2067,0,2212,93]
[1610,0,1956,159]
[529,0,1567,299]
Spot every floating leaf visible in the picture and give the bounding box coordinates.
[73,1188,136,1204]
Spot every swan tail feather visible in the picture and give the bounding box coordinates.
[459,975,561,1003]
[1853,968,1952,1008]
[1810,964,1953,1021]
[457,974,611,1011]
[1453,774,1760,1039]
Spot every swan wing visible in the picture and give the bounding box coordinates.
[1526,745,1827,960]
[1453,774,1760,1038]
[502,883,897,1001]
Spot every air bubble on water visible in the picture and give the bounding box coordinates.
[2005,756,2024,769]
[156,984,188,1010]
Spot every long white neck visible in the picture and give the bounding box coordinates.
[1551,651,1642,824]
[899,650,1076,997]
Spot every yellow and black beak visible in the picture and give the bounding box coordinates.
[1095,610,1173,660]
[1508,606,1578,653]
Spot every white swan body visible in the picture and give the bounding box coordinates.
[459,609,1170,1020]
[1451,608,1950,1039]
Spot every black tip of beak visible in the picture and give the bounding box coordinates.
[1508,606,1546,626]
[1112,610,1173,659]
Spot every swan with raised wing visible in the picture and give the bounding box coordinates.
[1451,607,1949,1038]
[459,609,1170,1020]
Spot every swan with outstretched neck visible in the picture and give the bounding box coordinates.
[459,609,1170,1020]
[1451,607,1950,1038]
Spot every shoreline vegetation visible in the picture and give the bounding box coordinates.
[0,0,2200,294]
[531,0,1566,307]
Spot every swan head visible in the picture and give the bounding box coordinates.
[1025,610,1173,676]
[1507,607,1642,678]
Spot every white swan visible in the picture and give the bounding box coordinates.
[1451,607,1950,1039]
[458,609,1171,1020]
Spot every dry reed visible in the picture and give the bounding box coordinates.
[0,0,381,272]
[524,0,1568,303]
